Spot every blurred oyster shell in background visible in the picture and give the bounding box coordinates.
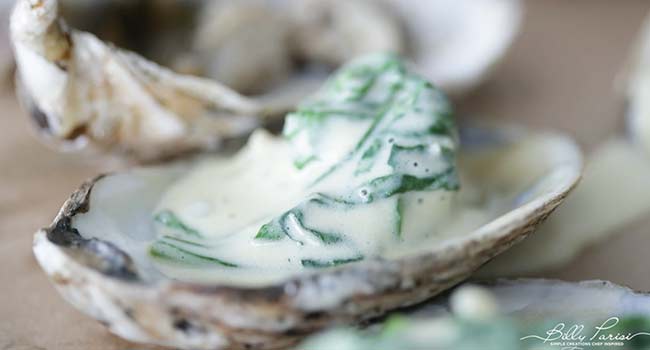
[181,0,523,97]
[191,0,294,94]
[627,12,650,155]
[385,0,523,96]
[481,14,650,277]
[479,138,650,276]
[289,0,404,66]
[415,279,650,323]
[11,0,274,162]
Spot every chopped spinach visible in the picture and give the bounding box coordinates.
[294,155,318,170]
[160,235,206,247]
[283,54,407,171]
[154,210,202,238]
[149,240,237,267]
[355,139,383,175]
[301,255,364,268]
[255,209,343,245]
[308,192,356,208]
[285,53,458,192]
[253,53,460,267]
[254,222,285,241]
[357,168,459,203]
[394,195,404,239]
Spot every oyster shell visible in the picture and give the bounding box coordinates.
[626,12,650,155]
[302,279,650,350]
[191,0,294,95]
[289,0,404,66]
[418,279,650,321]
[10,0,278,162]
[385,0,523,96]
[272,0,524,96]
[33,126,581,349]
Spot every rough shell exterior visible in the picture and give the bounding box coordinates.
[34,161,579,350]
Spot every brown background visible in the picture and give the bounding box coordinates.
[2,1,650,349]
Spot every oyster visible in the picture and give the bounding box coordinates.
[32,58,581,350]
[32,127,580,349]
[10,0,278,162]
[191,0,294,95]
[254,0,524,96]
[289,0,404,66]
[383,0,523,96]
[302,279,650,350]
[417,279,650,323]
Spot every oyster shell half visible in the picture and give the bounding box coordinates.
[418,279,650,321]
[302,279,650,350]
[192,0,522,98]
[626,12,650,155]
[33,126,581,350]
[10,0,281,162]
[384,0,523,96]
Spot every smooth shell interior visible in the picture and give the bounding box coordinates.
[64,126,581,286]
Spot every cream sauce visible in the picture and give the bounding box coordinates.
[151,129,490,285]
[149,54,492,285]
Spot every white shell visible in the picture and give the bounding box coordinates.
[626,13,650,155]
[385,0,523,96]
[288,0,523,96]
[33,126,581,349]
[10,0,280,162]
[414,279,650,322]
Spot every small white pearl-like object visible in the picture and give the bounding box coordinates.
[449,284,499,321]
